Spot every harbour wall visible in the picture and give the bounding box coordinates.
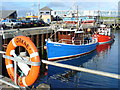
[0,27,54,76]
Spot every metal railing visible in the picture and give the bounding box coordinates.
[0,50,119,89]
[42,60,120,80]
[58,38,97,45]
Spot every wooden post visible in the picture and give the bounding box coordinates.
[30,35,34,43]
[46,31,48,40]
[51,32,53,41]
[46,33,48,40]
[3,39,6,51]
[36,34,40,52]
[41,34,44,59]
[54,31,57,42]
[0,36,2,75]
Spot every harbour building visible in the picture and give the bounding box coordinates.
[51,10,118,17]
[26,6,118,23]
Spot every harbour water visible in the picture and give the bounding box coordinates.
[35,29,119,89]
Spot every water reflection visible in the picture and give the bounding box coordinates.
[48,50,97,76]
[33,38,117,88]
[96,43,111,53]
[96,41,114,56]
[47,50,97,88]
[46,41,116,88]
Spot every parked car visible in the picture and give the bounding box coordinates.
[20,20,31,28]
[26,20,34,27]
[36,20,49,26]
[27,20,49,27]
[1,19,22,28]
[40,20,49,26]
[20,20,26,27]
[38,20,46,26]
[30,20,39,27]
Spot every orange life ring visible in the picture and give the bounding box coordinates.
[5,36,40,87]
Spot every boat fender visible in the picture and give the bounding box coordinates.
[93,34,97,38]
[87,28,91,32]
[72,37,75,44]
[5,36,40,87]
[44,46,47,49]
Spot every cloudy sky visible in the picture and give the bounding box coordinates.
[1,0,119,17]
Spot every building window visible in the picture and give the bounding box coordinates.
[46,12,50,14]
[40,12,44,14]
[54,12,56,15]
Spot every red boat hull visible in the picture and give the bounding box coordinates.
[93,34,114,44]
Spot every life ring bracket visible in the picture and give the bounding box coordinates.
[3,55,41,66]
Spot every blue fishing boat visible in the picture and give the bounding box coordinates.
[46,27,98,61]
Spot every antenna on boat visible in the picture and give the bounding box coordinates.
[38,0,40,20]
[76,5,80,31]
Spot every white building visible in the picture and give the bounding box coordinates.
[51,10,118,17]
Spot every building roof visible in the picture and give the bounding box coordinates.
[0,10,16,19]
[40,6,52,11]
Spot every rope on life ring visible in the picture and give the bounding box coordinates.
[5,36,40,87]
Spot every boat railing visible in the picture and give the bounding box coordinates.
[98,28,111,36]
[58,38,97,45]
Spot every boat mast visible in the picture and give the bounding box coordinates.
[76,5,79,31]
[38,0,40,20]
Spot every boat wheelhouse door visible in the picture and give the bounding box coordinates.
[58,31,74,44]
[74,31,84,45]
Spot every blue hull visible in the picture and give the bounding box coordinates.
[46,42,98,60]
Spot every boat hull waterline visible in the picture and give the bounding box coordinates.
[46,41,98,61]
[99,38,114,45]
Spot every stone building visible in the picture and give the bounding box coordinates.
[40,6,53,23]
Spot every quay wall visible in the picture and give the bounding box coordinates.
[0,36,2,75]
[0,27,54,76]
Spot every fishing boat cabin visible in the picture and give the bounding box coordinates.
[57,27,86,45]
[97,24,111,36]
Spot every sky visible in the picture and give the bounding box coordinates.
[1,0,119,17]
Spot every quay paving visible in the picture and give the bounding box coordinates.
[0,75,14,88]
[0,75,50,89]
[0,26,54,39]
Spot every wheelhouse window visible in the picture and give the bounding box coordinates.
[63,32,66,35]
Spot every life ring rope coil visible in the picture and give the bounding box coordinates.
[5,36,40,87]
